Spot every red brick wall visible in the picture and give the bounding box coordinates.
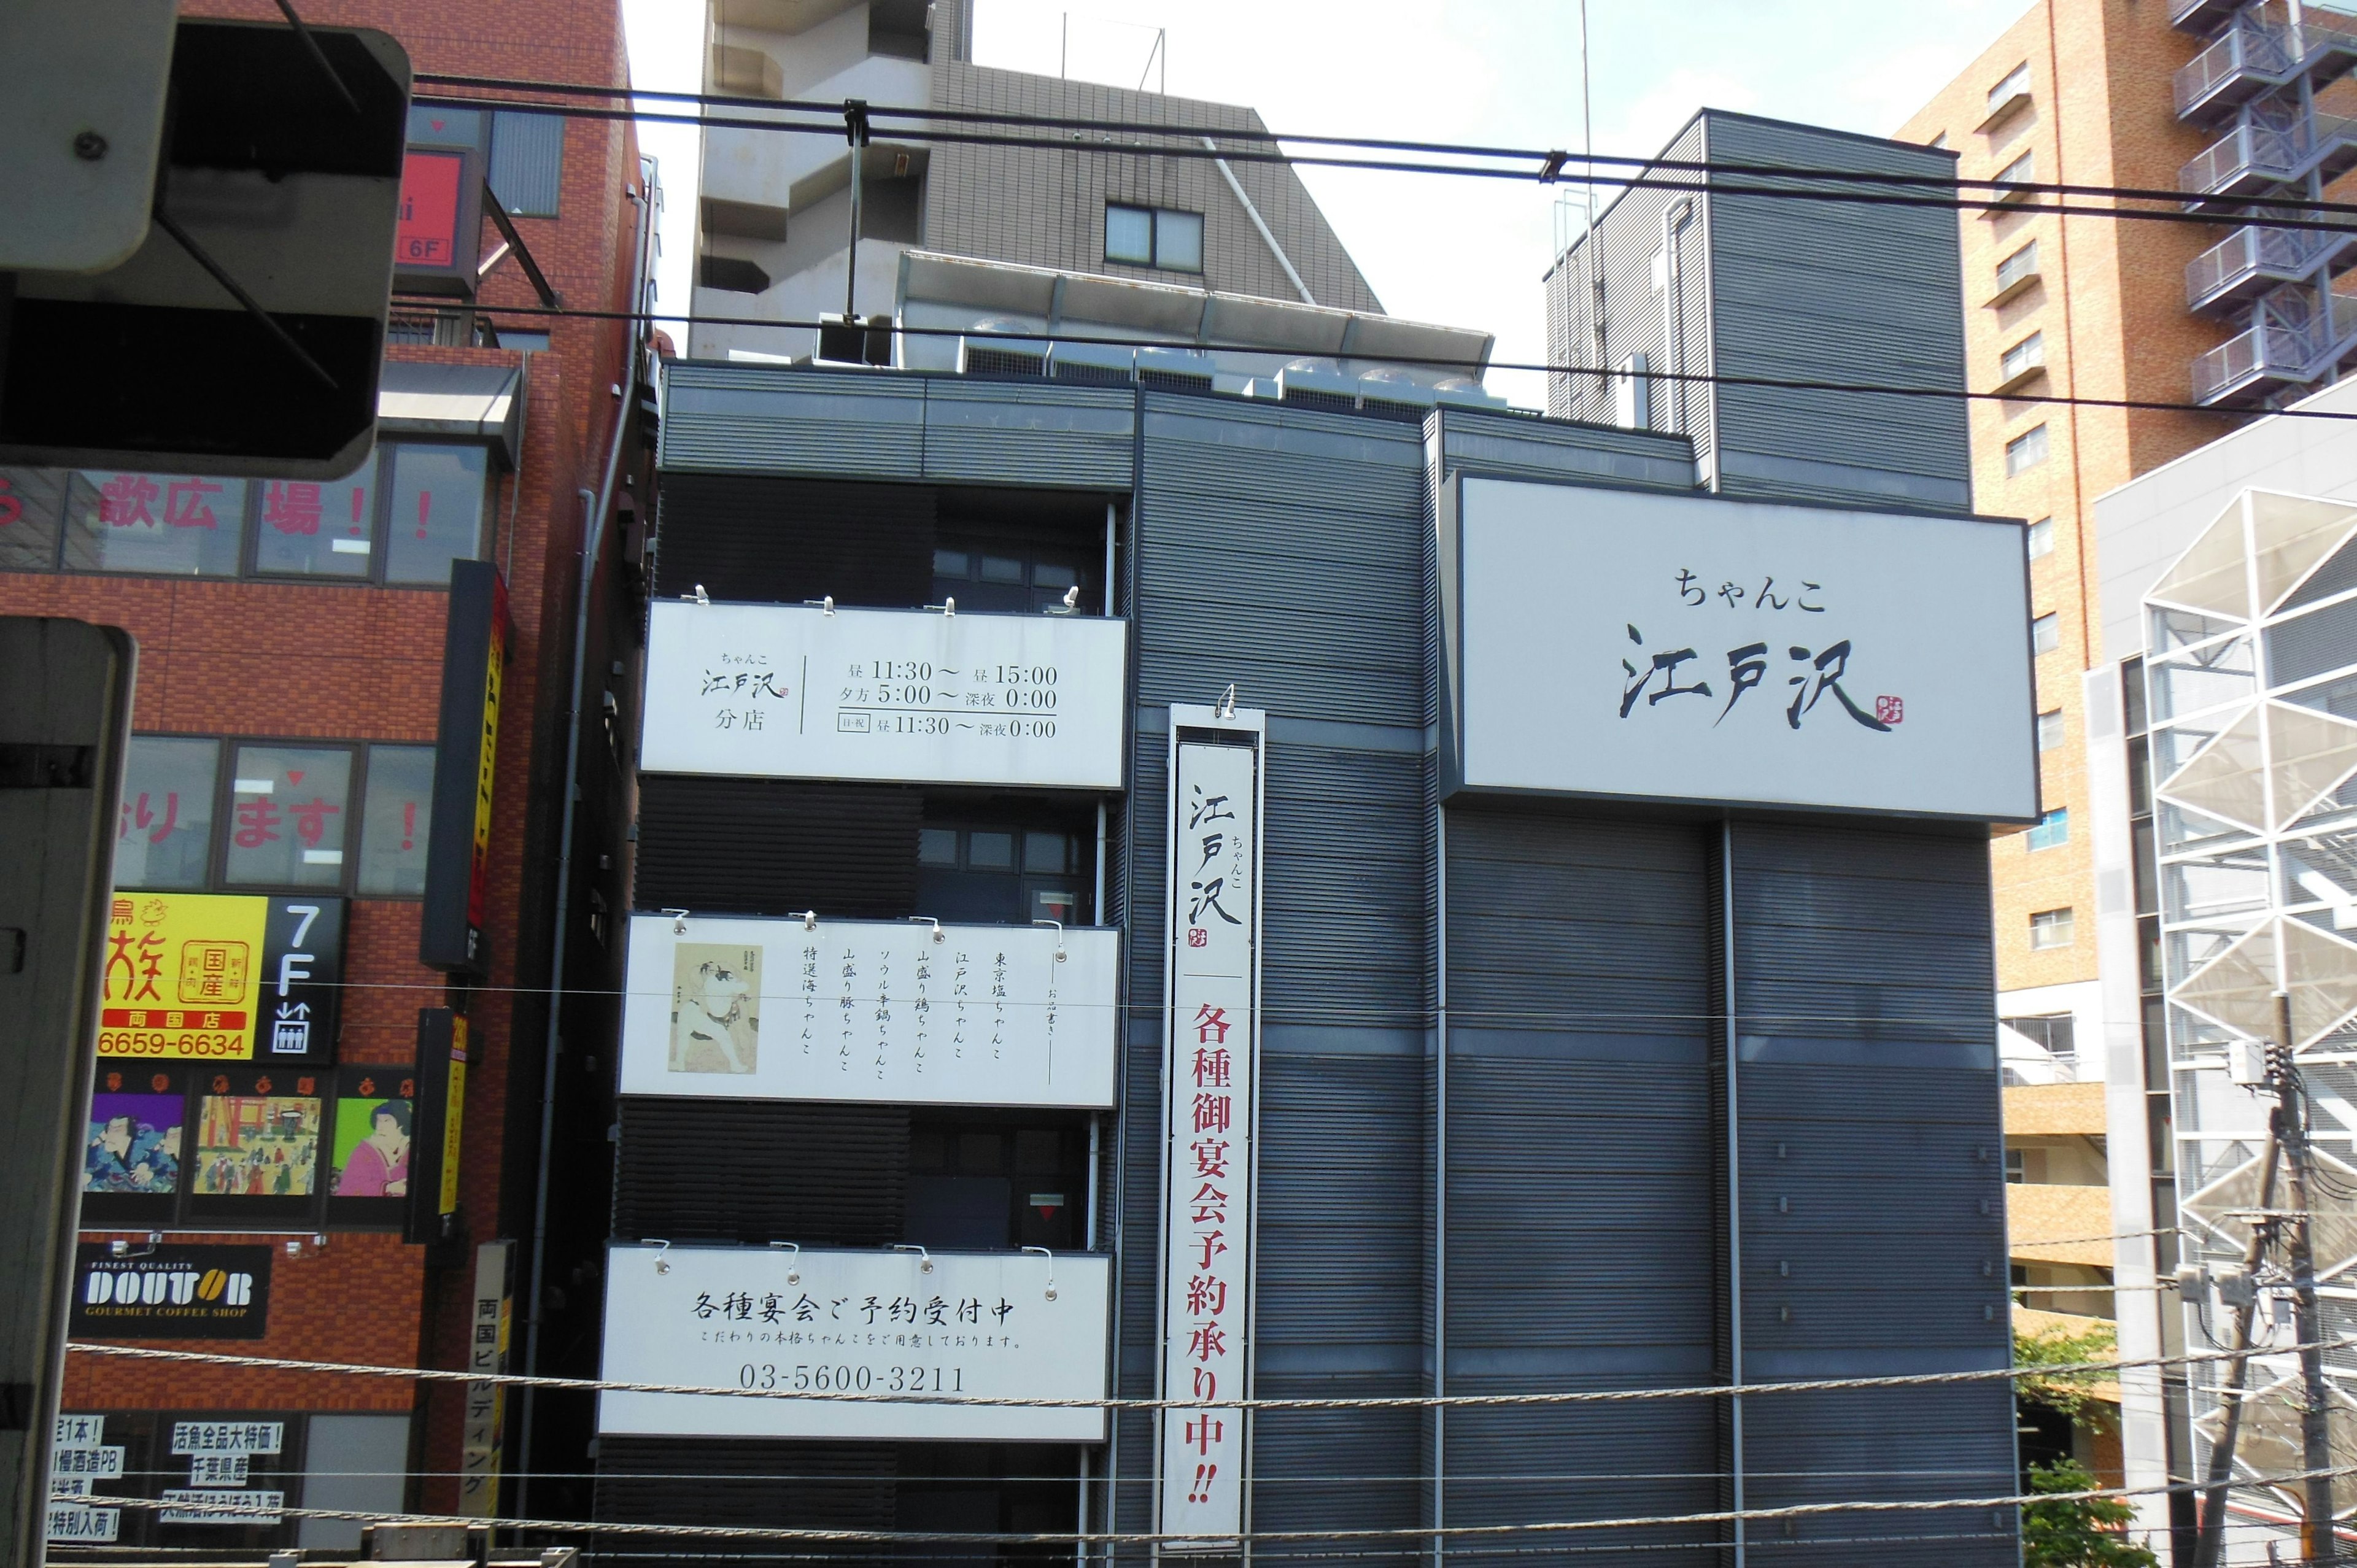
[10,0,643,1515]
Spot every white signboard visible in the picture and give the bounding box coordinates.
[597,1243,1109,1442]
[1157,710,1264,1549]
[458,1240,513,1517]
[170,1420,282,1455]
[160,1489,285,1525]
[640,600,1127,789]
[47,1506,118,1543]
[48,1422,122,1545]
[1446,476,2038,819]
[620,915,1117,1108]
[50,1445,124,1480]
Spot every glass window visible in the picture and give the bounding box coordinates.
[2036,709,2064,751]
[1155,209,1204,271]
[980,554,1024,584]
[1995,150,2035,188]
[1987,62,2031,112]
[2006,424,2049,476]
[2026,517,2054,559]
[2029,907,2075,949]
[2033,611,2060,654]
[1997,241,2038,292]
[408,106,484,149]
[252,456,379,579]
[919,827,959,865]
[968,830,1014,870]
[490,110,564,218]
[65,472,246,576]
[2000,331,2043,381]
[2026,808,2069,851]
[224,745,354,889]
[1105,203,1153,264]
[1024,830,1069,875]
[0,467,65,570]
[383,444,488,585]
[116,737,220,890]
[356,744,435,896]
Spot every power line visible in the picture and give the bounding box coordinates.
[397,298,2357,423]
[54,1462,2357,1548]
[410,72,2357,223]
[65,1335,2346,1414]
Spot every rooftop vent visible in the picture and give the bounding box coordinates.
[1046,338,1135,386]
[1136,346,1215,395]
[1275,358,1358,414]
[958,318,1047,378]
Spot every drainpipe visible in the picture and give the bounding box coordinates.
[514,152,656,1518]
[1660,196,1695,438]
[1200,136,1315,306]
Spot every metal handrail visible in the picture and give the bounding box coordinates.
[2176,18,2294,120]
[2186,223,2336,307]
[2180,111,2357,196]
[2189,292,2357,403]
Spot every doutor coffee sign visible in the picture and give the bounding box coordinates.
[71,1243,271,1339]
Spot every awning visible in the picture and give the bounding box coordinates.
[376,361,524,469]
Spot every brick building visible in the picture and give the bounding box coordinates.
[1,0,652,1547]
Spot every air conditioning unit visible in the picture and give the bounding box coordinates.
[1045,338,1134,386]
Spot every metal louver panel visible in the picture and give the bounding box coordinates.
[660,365,926,476]
[652,473,935,608]
[634,777,921,917]
[1437,405,1696,490]
[920,378,1135,488]
[613,1099,910,1244]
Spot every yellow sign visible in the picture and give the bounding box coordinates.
[438,1016,468,1218]
[100,894,268,1059]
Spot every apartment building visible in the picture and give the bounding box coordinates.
[3,0,653,1547]
[692,0,1387,364]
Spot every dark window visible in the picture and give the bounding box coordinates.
[932,542,1091,615]
[55,1410,312,1551]
[700,253,772,295]
[0,468,66,570]
[916,816,1089,926]
[905,1115,1088,1250]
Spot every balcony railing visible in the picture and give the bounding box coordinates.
[2186,223,2346,309]
[2190,292,2357,404]
[2181,111,2357,201]
[2176,18,2295,123]
[2173,0,2247,30]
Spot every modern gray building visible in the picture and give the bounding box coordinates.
[695,0,1386,363]
[560,109,2039,1563]
[1544,110,1971,516]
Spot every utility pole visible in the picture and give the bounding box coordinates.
[2277,990,2338,1565]
[2192,1096,2281,1568]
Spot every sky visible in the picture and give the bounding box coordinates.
[619,0,2032,403]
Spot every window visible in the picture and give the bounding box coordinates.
[2007,1013,2076,1060]
[1613,353,1652,431]
[1927,132,1951,151]
[2029,907,2076,948]
[916,817,1091,925]
[2005,1148,2026,1183]
[1994,150,2036,198]
[0,444,490,586]
[355,745,436,895]
[2000,331,2045,382]
[2027,807,2070,850]
[2027,516,2054,559]
[931,543,1093,614]
[114,735,432,898]
[2037,709,2065,751]
[2007,423,2050,475]
[1104,203,1204,272]
[1996,240,2039,293]
[116,738,222,890]
[1987,62,2032,116]
[384,443,490,584]
[2033,611,2060,654]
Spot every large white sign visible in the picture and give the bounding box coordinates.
[619,914,1118,1108]
[640,600,1127,789]
[1157,711,1263,1549]
[1445,476,2038,819]
[597,1243,1108,1442]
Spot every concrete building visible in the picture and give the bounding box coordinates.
[692,0,1387,365]
[1,0,654,1544]
[2085,376,2357,1562]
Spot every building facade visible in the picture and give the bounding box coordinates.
[4,0,653,1548]
[693,0,1385,363]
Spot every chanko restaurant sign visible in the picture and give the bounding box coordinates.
[638,600,1126,789]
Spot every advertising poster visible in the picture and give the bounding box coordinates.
[330,1095,412,1197]
[85,1091,184,1195]
[96,894,345,1063]
[619,916,1118,1108]
[193,1095,321,1198]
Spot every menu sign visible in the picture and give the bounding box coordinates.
[639,601,1126,789]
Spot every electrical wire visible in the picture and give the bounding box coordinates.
[64,1336,2347,1413]
[406,72,2357,223]
[52,1462,2357,1548]
[394,296,2357,425]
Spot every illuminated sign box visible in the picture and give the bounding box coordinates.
[620,914,1117,1108]
[640,601,1127,790]
[393,145,483,297]
[1438,474,2040,821]
[98,894,345,1063]
[597,1243,1109,1442]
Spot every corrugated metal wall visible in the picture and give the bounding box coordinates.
[1728,822,2016,1565]
[1701,117,1972,515]
[1121,394,1431,1558]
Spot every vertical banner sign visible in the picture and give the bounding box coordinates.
[457,1240,513,1516]
[421,560,508,976]
[406,1010,468,1245]
[1158,706,1265,1549]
